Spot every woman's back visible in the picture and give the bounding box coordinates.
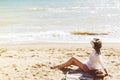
[86,52,104,70]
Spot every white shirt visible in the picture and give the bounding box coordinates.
[86,52,105,70]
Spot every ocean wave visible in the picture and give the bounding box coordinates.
[2,6,120,12]
[27,7,73,11]
[23,6,120,13]
[0,31,120,43]
[26,8,49,11]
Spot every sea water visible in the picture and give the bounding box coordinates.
[0,0,120,43]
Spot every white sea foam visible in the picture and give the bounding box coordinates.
[0,31,120,43]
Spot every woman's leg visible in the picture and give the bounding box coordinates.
[52,57,85,70]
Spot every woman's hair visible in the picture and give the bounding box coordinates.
[91,38,102,54]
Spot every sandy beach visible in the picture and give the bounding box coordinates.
[0,42,119,80]
[1,1,120,80]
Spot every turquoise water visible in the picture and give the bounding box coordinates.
[0,0,116,8]
[0,0,81,8]
[0,0,120,43]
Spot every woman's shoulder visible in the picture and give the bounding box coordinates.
[91,52,102,58]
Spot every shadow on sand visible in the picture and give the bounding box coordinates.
[60,68,94,80]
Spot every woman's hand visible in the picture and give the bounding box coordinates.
[104,73,112,77]
[104,73,108,76]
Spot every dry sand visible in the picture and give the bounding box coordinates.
[0,42,119,80]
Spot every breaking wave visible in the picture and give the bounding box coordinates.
[0,31,119,43]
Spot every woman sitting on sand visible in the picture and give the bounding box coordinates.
[52,38,109,76]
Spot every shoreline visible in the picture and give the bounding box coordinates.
[0,41,120,48]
